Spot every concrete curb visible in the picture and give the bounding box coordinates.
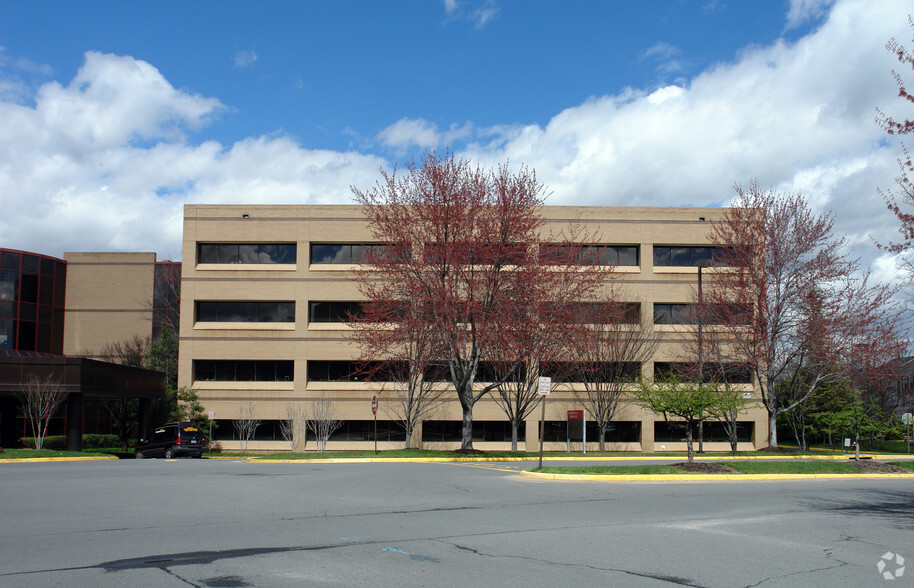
[520,470,914,482]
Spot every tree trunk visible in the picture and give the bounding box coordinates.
[511,421,519,452]
[768,412,778,448]
[685,425,695,463]
[404,428,411,450]
[458,382,475,451]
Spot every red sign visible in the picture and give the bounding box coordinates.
[567,410,583,420]
[371,395,378,416]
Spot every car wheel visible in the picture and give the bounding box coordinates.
[165,447,175,459]
[192,453,202,458]
[135,451,144,459]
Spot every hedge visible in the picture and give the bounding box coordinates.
[18,434,121,450]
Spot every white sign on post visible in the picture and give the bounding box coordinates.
[538,376,551,396]
[208,411,215,419]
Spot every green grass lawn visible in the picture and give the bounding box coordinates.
[0,449,115,459]
[534,461,897,476]
[239,449,812,460]
[538,465,694,475]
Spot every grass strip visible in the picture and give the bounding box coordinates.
[0,449,113,459]
[536,465,694,475]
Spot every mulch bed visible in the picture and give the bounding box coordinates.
[671,462,742,474]
[846,460,911,474]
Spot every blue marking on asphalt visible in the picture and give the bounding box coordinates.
[381,547,410,554]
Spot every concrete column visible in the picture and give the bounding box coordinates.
[0,396,19,448]
[137,397,152,442]
[65,393,84,452]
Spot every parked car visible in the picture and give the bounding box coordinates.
[136,422,207,459]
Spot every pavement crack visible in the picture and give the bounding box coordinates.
[440,540,704,586]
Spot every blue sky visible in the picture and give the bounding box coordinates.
[0,0,911,279]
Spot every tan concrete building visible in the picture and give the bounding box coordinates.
[179,204,768,452]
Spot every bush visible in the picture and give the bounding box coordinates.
[19,434,121,450]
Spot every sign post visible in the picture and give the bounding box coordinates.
[208,410,215,453]
[537,377,551,470]
[371,395,378,455]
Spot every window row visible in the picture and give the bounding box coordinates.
[653,246,729,267]
[653,303,750,325]
[194,242,737,269]
[194,360,294,382]
[304,360,749,384]
[195,301,295,323]
[198,243,296,265]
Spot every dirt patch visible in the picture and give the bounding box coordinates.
[451,448,487,456]
[671,462,742,474]
[846,460,911,474]
[756,446,802,453]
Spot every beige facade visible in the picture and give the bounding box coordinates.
[63,252,158,357]
[179,204,768,452]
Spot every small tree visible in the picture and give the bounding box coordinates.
[279,403,308,452]
[307,394,343,453]
[632,374,725,463]
[233,402,261,453]
[17,374,67,450]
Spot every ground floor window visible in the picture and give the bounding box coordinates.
[421,420,524,443]
[654,421,753,443]
[328,420,406,442]
[541,420,640,442]
[213,419,284,441]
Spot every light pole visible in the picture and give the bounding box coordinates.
[697,260,711,453]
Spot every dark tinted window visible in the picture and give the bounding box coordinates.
[196,301,295,323]
[653,246,730,267]
[198,243,296,264]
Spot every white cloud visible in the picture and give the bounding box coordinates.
[377,118,474,154]
[443,0,498,29]
[786,0,836,30]
[0,52,385,259]
[233,49,258,69]
[0,0,911,292]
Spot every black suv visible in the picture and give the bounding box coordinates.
[136,422,207,459]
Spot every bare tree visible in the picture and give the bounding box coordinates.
[707,183,907,447]
[352,301,448,448]
[351,151,608,451]
[307,394,343,453]
[17,374,67,450]
[233,402,261,453]
[279,403,308,452]
[565,302,658,452]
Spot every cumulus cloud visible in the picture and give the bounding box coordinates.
[0,0,911,288]
[377,118,474,154]
[0,51,385,258]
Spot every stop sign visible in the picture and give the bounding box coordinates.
[371,395,378,416]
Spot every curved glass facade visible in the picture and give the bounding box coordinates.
[0,249,66,354]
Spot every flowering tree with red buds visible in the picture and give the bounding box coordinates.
[351,152,609,451]
[878,17,914,258]
[704,182,907,448]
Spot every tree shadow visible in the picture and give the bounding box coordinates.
[808,489,914,529]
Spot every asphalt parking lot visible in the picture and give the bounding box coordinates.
[1,458,911,587]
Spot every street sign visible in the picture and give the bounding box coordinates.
[567,410,583,420]
[538,376,551,396]
[902,413,913,425]
[371,395,378,416]
[208,410,215,419]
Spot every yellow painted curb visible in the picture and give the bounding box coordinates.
[520,470,914,482]
[0,455,119,463]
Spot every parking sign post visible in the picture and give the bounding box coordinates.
[537,377,551,470]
